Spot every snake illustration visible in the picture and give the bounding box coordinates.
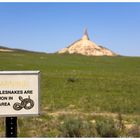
[13,96,34,111]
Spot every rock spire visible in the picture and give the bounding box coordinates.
[58,29,117,56]
[82,28,89,40]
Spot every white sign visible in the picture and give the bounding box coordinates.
[0,71,40,117]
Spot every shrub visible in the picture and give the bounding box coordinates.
[95,117,119,137]
[59,117,97,137]
[67,78,78,83]
[116,113,126,136]
[59,117,83,137]
[80,120,97,137]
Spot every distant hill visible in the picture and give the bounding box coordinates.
[0,45,38,53]
[0,46,14,52]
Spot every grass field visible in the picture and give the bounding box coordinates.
[0,51,140,137]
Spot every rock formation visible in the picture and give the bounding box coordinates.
[58,29,117,56]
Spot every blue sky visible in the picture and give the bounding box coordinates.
[0,2,140,56]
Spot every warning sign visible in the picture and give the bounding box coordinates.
[0,71,40,117]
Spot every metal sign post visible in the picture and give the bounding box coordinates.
[5,117,17,137]
[0,71,40,137]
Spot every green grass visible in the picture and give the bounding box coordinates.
[0,52,140,114]
[0,51,140,137]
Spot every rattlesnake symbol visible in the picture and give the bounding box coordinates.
[13,96,34,111]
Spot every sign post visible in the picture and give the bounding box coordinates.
[6,117,17,137]
[0,71,40,137]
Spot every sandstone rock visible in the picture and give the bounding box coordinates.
[58,29,117,56]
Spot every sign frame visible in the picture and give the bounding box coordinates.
[0,71,40,117]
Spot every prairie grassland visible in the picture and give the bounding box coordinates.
[0,51,140,137]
